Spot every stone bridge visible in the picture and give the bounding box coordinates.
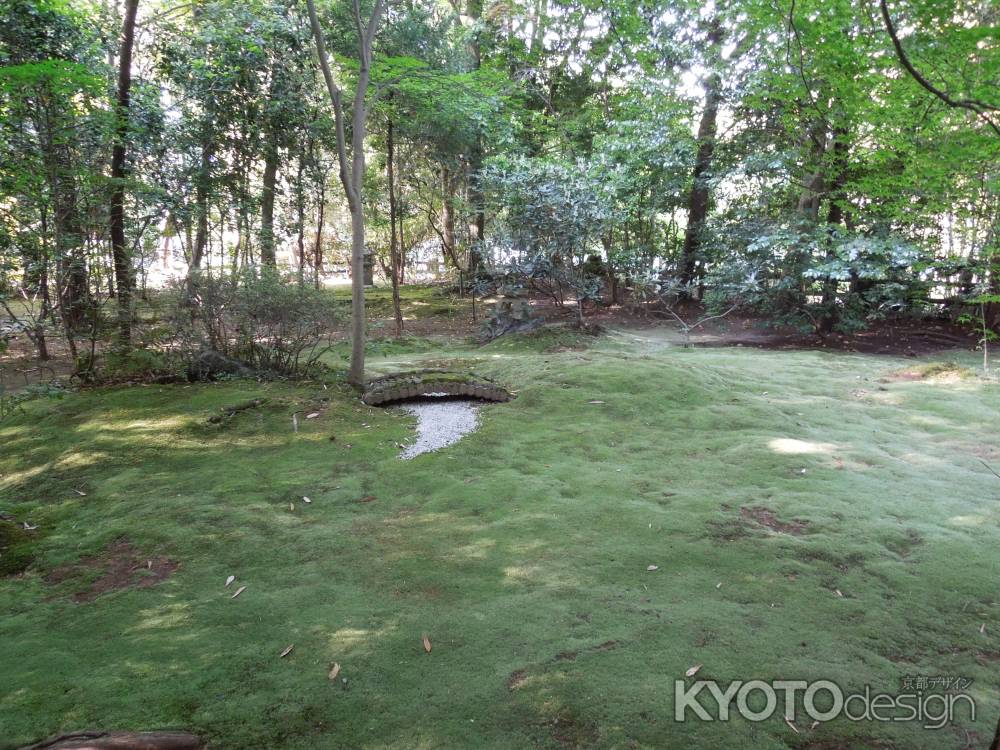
[361,370,513,406]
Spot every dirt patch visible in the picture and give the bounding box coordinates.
[879,361,974,384]
[796,740,897,750]
[976,650,1000,665]
[741,506,809,535]
[507,669,528,691]
[540,707,601,749]
[589,640,620,652]
[45,539,177,602]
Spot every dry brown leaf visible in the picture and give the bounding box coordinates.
[422,634,432,653]
[328,662,341,680]
[231,585,246,599]
[358,495,377,504]
[280,644,294,658]
[685,664,702,677]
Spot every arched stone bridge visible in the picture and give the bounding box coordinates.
[361,370,514,406]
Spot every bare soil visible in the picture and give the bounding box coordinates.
[45,539,177,602]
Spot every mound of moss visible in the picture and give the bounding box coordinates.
[0,519,35,577]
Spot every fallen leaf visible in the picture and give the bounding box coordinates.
[785,719,800,734]
[358,495,377,504]
[73,488,87,496]
[715,582,722,589]
[835,589,843,597]
[22,522,38,531]
[280,644,294,658]
[328,663,341,680]
[302,496,311,504]
[289,502,295,511]
[231,586,246,599]
[225,575,235,587]
[810,721,819,731]
[306,412,320,419]
[646,565,659,572]
[422,634,432,653]
[685,664,702,677]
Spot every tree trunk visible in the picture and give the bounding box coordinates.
[818,127,850,336]
[109,0,139,347]
[295,151,305,286]
[306,0,385,385]
[679,68,721,293]
[260,146,279,267]
[191,137,212,270]
[387,118,404,336]
[313,178,325,289]
[466,0,485,286]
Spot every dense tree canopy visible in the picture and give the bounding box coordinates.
[0,0,997,375]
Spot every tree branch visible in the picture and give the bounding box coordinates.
[305,0,358,209]
[878,0,1000,137]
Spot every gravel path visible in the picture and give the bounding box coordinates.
[397,398,480,459]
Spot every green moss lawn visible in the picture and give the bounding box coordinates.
[1,326,998,748]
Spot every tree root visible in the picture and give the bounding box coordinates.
[20,730,203,750]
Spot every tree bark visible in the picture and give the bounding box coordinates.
[679,68,721,293]
[191,137,212,270]
[109,0,139,346]
[260,146,279,267]
[818,127,850,335]
[386,118,404,335]
[313,178,325,289]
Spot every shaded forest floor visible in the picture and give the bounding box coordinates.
[1,287,999,749]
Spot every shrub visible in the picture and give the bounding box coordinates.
[162,269,338,377]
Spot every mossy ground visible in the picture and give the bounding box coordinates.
[1,320,999,749]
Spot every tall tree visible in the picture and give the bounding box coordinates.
[109,0,140,345]
[306,0,387,385]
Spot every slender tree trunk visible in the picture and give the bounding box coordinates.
[109,0,139,347]
[387,118,404,336]
[466,0,485,288]
[260,146,279,267]
[296,151,305,286]
[307,0,385,385]
[313,179,325,289]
